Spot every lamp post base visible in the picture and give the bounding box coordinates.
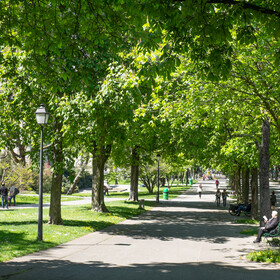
[156,193,159,203]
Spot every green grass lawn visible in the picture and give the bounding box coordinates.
[74,185,188,200]
[0,185,187,263]
[12,194,83,205]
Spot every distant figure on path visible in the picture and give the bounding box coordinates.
[215,189,221,206]
[215,179,219,189]
[197,184,203,199]
[0,182,9,209]
[104,185,109,195]
[9,185,19,206]
[253,211,278,243]
[222,189,228,206]
[271,191,277,210]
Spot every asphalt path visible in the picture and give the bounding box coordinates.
[1,179,280,280]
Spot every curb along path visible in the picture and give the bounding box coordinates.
[0,179,279,280]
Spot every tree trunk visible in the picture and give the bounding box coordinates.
[49,171,63,224]
[234,167,241,201]
[251,167,258,220]
[141,175,156,193]
[241,168,250,203]
[49,121,63,225]
[129,146,139,201]
[259,118,271,225]
[92,143,111,212]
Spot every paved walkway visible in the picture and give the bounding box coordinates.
[1,179,280,280]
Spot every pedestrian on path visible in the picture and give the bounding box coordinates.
[222,189,228,206]
[0,182,9,209]
[215,189,221,206]
[215,179,219,189]
[197,184,203,199]
[9,185,19,206]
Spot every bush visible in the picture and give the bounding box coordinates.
[247,249,280,263]
[77,173,92,189]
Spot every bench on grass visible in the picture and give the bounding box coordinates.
[263,222,280,246]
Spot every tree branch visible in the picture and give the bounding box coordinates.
[208,0,280,17]
[172,0,280,18]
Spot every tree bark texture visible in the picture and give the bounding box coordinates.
[251,167,258,220]
[129,146,139,201]
[92,144,111,212]
[234,167,241,201]
[259,118,271,225]
[241,168,250,203]
[49,121,63,225]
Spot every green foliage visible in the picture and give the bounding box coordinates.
[247,249,280,263]
[0,152,37,191]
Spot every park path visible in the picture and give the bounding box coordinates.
[0,179,280,280]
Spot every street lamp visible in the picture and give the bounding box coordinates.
[35,104,49,241]
[156,154,160,203]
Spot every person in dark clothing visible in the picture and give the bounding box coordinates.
[0,182,9,209]
[253,211,278,243]
[103,185,109,196]
[222,189,228,207]
[270,191,277,210]
[215,180,219,189]
[237,200,251,216]
[9,186,19,206]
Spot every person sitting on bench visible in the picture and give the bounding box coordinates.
[237,200,251,216]
[253,210,279,243]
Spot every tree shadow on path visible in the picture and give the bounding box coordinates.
[1,259,279,280]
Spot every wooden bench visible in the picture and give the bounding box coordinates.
[263,223,280,246]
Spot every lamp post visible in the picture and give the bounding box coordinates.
[156,154,160,203]
[35,104,49,241]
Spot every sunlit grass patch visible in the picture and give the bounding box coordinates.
[15,194,83,205]
[236,219,258,224]
[240,228,257,235]
[72,184,188,200]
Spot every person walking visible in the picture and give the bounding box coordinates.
[222,189,228,207]
[0,182,9,209]
[197,184,203,199]
[215,179,219,189]
[270,190,277,210]
[215,189,221,206]
[9,185,19,206]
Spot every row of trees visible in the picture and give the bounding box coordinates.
[1,1,280,225]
